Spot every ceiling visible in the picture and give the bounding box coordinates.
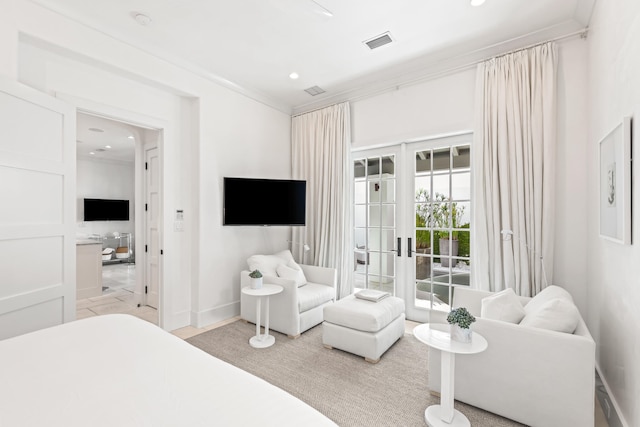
[32,0,594,114]
[76,113,138,163]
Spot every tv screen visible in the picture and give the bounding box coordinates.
[84,198,130,221]
[223,177,306,226]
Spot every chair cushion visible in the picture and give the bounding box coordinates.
[247,250,294,277]
[297,283,334,313]
[520,298,580,333]
[524,285,574,315]
[276,260,307,287]
[480,288,526,324]
[323,295,405,333]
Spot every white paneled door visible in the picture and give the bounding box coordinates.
[0,77,75,339]
[145,144,160,309]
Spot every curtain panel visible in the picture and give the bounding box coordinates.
[292,102,352,299]
[472,42,557,296]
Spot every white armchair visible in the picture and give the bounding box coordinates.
[428,287,595,427]
[241,251,337,338]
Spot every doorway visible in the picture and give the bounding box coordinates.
[75,112,162,325]
[351,132,473,322]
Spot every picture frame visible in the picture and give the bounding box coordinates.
[599,116,632,244]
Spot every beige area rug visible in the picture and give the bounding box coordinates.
[186,321,524,427]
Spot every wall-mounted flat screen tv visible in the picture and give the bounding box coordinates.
[84,198,130,221]
[223,177,306,226]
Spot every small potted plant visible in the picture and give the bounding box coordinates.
[249,269,263,290]
[447,307,476,343]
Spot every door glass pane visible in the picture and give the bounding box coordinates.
[367,157,380,176]
[380,229,396,252]
[354,160,366,178]
[369,181,381,202]
[415,253,431,280]
[433,148,451,172]
[416,150,432,173]
[452,145,471,170]
[432,175,450,199]
[382,155,395,176]
[451,173,470,201]
[354,181,366,204]
[380,179,395,203]
[355,205,366,227]
[368,228,380,251]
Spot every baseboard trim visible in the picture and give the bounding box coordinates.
[192,301,240,328]
[595,364,628,427]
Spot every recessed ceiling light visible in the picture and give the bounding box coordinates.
[89,152,95,155]
[471,0,486,6]
[134,13,152,26]
[88,127,104,133]
[289,72,299,80]
[128,136,134,140]
[105,145,112,149]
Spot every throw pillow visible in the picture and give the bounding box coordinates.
[480,288,526,323]
[519,298,580,333]
[524,285,574,315]
[247,250,295,277]
[276,263,307,287]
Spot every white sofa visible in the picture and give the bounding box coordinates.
[428,286,595,427]
[241,250,337,338]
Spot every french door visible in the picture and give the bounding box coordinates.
[352,133,472,322]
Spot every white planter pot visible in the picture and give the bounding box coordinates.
[450,324,472,343]
[250,277,263,290]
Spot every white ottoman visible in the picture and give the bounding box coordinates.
[322,294,405,363]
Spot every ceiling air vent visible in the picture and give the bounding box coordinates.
[304,86,326,96]
[364,31,393,50]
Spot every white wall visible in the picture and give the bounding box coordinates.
[587,1,640,425]
[2,0,292,331]
[76,158,135,238]
[351,38,590,315]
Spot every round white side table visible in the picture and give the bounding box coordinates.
[241,284,283,348]
[413,323,488,427]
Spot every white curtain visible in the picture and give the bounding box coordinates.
[291,102,352,299]
[472,42,557,297]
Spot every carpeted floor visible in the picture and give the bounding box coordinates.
[186,321,525,427]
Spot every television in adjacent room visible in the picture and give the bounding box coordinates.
[223,177,306,226]
[84,198,130,221]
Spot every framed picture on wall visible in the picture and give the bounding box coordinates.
[599,116,632,244]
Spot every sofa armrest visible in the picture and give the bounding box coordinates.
[300,264,337,288]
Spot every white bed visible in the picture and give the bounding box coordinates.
[0,314,336,427]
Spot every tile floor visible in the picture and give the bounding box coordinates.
[76,263,158,325]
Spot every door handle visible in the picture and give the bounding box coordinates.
[395,237,402,257]
[408,237,413,257]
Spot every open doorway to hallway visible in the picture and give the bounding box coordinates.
[75,112,160,324]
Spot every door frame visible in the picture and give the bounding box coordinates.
[58,93,167,328]
[351,131,473,323]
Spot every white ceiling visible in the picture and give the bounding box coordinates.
[76,113,138,163]
[32,0,594,114]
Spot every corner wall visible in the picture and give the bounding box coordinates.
[587,1,640,425]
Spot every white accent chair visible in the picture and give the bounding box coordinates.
[428,286,595,427]
[241,250,337,338]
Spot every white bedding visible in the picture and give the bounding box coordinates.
[0,314,336,427]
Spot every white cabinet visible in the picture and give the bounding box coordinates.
[76,242,102,299]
